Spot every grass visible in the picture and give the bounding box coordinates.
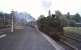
[63,27,81,35]
[63,27,81,41]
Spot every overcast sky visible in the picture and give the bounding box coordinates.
[0,0,81,19]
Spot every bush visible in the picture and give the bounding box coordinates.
[37,15,64,41]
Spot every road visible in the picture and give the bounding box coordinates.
[0,26,73,50]
[0,26,56,50]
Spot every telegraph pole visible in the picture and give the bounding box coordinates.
[48,10,51,16]
[3,15,5,25]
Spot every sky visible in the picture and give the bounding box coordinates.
[0,0,81,19]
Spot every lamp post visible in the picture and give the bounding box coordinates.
[11,10,14,32]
